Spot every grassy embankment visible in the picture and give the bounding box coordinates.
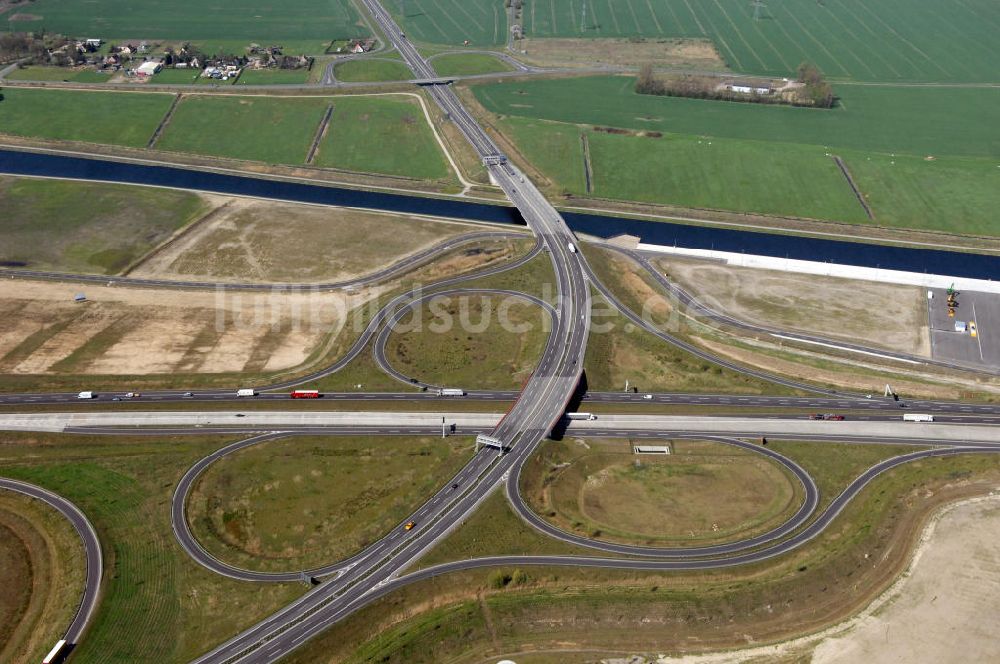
[385,295,549,390]
[0,176,208,274]
[431,53,513,77]
[0,491,86,664]
[333,59,414,83]
[520,438,802,546]
[281,441,1000,663]
[0,432,306,664]
[188,435,475,573]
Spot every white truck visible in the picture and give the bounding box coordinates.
[566,412,597,420]
[567,242,577,253]
[236,388,257,397]
[77,391,95,399]
[903,413,934,422]
[438,388,466,397]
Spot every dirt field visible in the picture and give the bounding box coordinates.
[130,196,474,284]
[658,257,930,356]
[623,495,1000,664]
[0,279,367,376]
[517,37,726,71]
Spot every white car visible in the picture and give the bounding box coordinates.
[643,394,653,400]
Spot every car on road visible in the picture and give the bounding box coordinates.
[825,414,845,421]
[125,392,140,399]
[112,397,121,401]
[404,521,416,531]
[808,413,824,420]
[183,392,194,398]
[970,321,978,337]
[643,394,653,400]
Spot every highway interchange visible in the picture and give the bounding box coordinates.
[3,1,1000,662]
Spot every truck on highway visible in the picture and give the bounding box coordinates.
[290,390,320,399]
[566,412,597,420]
[236,388,257,397]
[77,391,95,399]
[438,388,466,397]
[42,640,67,664]
[903,413,934,422]
[567,242,577,253]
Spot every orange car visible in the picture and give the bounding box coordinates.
[404,521,416,531]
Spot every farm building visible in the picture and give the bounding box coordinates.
[135,61,163,77]
[727,81,773,95]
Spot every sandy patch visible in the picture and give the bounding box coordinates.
[615,494,1000,664]
[659,257,929,356]
[130,196,470,284]
[0,279,363,375]
[11,306,122,374]
[86,312,205,374]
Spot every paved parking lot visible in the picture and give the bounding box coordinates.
[928,288,1000,368]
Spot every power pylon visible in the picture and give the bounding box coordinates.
[752,0,767,21]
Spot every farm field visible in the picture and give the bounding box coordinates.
[839,151,1000,236]
[0,175,207,274]
[391,0,507,48]
[520,0,995,82]
[476,77,1000,233]
[0,87,174,148]
[236,68,311,85]
[151,68,202,84]
[0,433,304,664]
[1,0,367,44]
[474,76,1000,159]
[430,53,512,77]
[156,95,330,164]
[130,197,471,283]
[187,435,474,572]
[3,66,114,83]
[333,58,414,82]
[312,95,452,179]
[385,294,550,390]
[504,118,869,223]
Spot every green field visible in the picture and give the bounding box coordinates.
[0,176,206,274]
[0,88,174,148]
[0,433,303,664]
[157,94,329,164]
[431,53,513,77]
[333,58,414,82]
[506,118,870,222]
[1,0,367,43]
[188,436,474,572]
[313,95,452,179]
[475,76,1000,158]
[477,76,1000,233]
[236,68,312,85]
[385,295,549,390]
[4,66,114,83]
[392,0,507,48]
[151,68,202,84]
[396,0,1000,83]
